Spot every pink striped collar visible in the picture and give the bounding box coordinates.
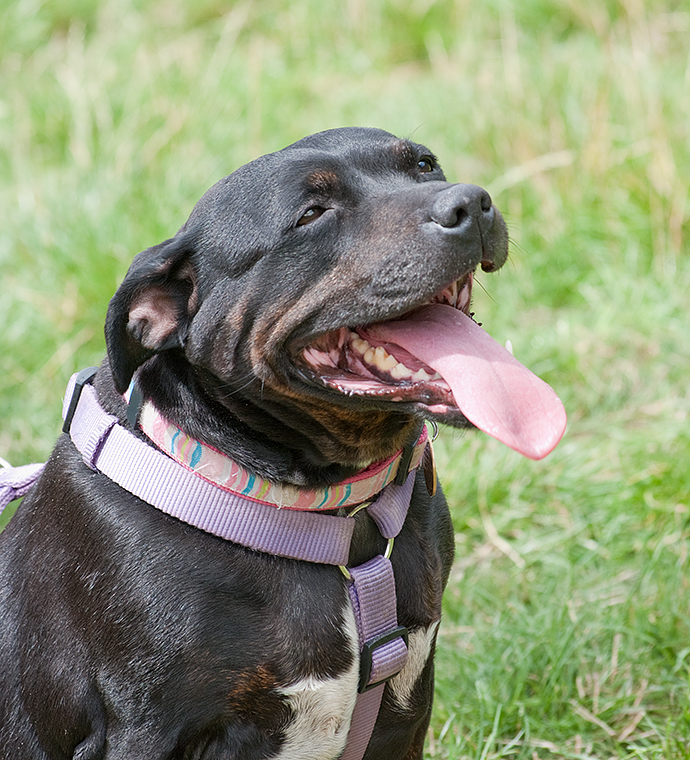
[136,400,427,511]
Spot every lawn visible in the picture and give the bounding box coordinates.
[1,0,689,756]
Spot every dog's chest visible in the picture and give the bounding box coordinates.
[273,601,359,759]
[272,607,438,760]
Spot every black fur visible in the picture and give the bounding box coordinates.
[0,128,508,759]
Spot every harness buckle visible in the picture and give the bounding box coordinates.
[358,625,409,693]
[62,367,98,434]
[393,423,424,486]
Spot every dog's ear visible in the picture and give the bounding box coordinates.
[105,235,199,394]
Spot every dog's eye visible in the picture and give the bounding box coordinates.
[417,157,435,173]
[296,207,326,227]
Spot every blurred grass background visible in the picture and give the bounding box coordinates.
[1,0,689,756]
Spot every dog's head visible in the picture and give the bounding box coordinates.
[106,128,564,476]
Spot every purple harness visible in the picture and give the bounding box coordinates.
[0,369,421,760]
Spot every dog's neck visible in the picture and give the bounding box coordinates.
[107,357,423,489]
[129,395,428,511]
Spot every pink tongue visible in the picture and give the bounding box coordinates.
[369,304,566,460]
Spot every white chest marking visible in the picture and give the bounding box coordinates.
[388,620,440,712]
[274,603,359,760]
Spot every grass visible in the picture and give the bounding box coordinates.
[1,0,689,755]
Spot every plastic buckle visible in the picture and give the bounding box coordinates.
[62,367,98,434]
[358,625,409,693]
[393,422,424,486]
[126,382,144,428]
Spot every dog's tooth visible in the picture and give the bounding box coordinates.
[351,336,421,379]
[413,368,433,382]
[311,347,332,367]
[303,348,319,364]
[505,339,514,356]
[371,347,384,367]
[371,346,398,372]
[352,338,370,355]
[390,362,413,380]
[380,353,398,371]
[306,350,325,368]
[458,280,471,311]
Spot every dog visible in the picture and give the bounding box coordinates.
[0,127,565,759]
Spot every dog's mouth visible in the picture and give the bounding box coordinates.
[298,271,566,460]
[299,273,474,402]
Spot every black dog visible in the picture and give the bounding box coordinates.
[0,128,564,759]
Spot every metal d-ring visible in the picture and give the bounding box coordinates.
[338,501,370,580]
[339,537,394,580]
[346,501,370,519]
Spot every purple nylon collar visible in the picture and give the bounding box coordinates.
[64,377,416,566]
[2,370,421,759]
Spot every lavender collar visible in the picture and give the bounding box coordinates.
[56,369,419,565]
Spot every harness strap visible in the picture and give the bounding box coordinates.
[69,380,358,565]
[3,371,422,760]
[0,462,45,513]
[340,555,409,760]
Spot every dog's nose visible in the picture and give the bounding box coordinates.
[430,183,501,271]
[430,183,494,229]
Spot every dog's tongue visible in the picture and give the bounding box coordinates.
[369,304,566,459]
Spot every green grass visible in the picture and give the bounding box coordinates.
[1,0,689,755]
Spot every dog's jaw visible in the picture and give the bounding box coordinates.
[295,267,566,461]
[296,271,475,413]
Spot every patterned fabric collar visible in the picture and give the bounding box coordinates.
[137,400,427,511]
